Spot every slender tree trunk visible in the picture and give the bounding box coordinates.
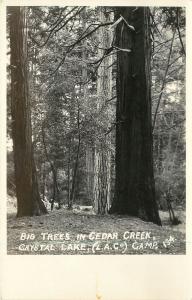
[51,164,59,210]
[110,7,161,225]
[86,147,94,202]
[68,99,81,209]
[42,162,46,202]
[42,122,59,210]
[67,137,71,206]
[9,6,47,216]
[93,7,113,214]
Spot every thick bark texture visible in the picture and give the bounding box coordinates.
[110,7,161,225]
[9,7,47,216]
[81,9,95,203]
[93,7,113,214]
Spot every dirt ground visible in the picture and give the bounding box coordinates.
[7,202,186,255]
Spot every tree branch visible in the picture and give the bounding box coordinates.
[150,11,162,38]
[37,7,82,47]
[51,21,113,76]
[46,7,68,31]
[152,29,176,131]
[53,7,85,35]
[176,8,186,56]
[88,46,114,65]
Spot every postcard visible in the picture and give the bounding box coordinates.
[1,1,192,299]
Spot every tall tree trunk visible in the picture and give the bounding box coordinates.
[93,7,113,214]
[41,122,59,210]
[9,7,47,216]
[86,147,94,202]
[42,161,46,202]
[81,8,95,204]
[68,98,81,209]
[51,163,59,210]
[67,137,71,206]
[110,7,161,225]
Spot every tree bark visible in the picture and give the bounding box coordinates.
[68,98,81,209]
[81,8,95,203]
[93,7,113,214]
[110,7,161,225]
[9,7,47,216]
[67,137,71,206]
[41,121,59,210]
[86,147,94,202]
[42,161,46,202]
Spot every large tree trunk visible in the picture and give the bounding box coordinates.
[9,7,47,216]
[81,8,95,204]
[93,7,113,214]
[110,7,161,225]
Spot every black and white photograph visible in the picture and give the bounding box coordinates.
[1,1,192,299]
[6,5,186,256]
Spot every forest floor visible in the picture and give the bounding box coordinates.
[7,196,186,255]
